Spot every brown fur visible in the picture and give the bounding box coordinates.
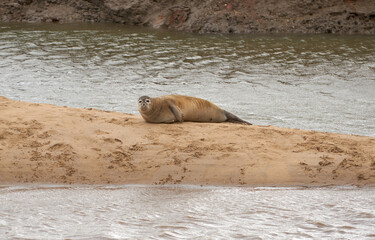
[138,95,251,125]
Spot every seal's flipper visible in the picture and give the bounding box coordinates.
[224,111,252,125]
[169,103,183,123]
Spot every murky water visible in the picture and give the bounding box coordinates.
[0,23,374,136]
[1,24,375,239]
[0,185,374,239]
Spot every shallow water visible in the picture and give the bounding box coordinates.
[0,23,374,136]
[0,185,374,239]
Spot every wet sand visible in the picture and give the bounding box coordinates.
[0,96,374,186]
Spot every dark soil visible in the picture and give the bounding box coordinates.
[1,0,374,34]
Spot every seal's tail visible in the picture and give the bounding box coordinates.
[224,111,252,125]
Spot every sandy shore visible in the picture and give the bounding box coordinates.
[0,96,374,186]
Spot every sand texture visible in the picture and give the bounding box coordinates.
[0,96,374,186]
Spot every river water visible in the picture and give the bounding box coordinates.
[0,23,375,239]
[0,23,374,136]
[1,185,375,239]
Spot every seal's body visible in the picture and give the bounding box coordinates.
[137,95,251,125]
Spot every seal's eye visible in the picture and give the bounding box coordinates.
[146,99,151,103]
[138,100,142,104]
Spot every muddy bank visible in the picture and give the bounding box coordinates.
[1,0,374,34]
[1,96,374,186]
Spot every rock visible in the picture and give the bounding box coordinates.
[0,0,374,34]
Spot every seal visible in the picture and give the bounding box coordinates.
[137,95,251,125]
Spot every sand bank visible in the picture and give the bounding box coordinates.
[0,96,374,186]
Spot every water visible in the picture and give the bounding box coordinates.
[0,185,374,239]
[1,23,375,239]
[0,23,374,136]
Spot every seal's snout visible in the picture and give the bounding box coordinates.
[138,100,149,111]
[138,96,151,111]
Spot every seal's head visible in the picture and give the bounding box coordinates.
[138,96,152,112]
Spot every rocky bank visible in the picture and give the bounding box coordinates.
[1,0,374,34]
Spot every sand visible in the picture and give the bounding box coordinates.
[0,96,374,186]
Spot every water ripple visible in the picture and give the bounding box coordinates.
[0,24,375,136]
[10,186,374,239]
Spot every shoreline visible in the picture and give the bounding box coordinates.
[1,183,375,189]
[1,0,374,34]
[1,96,374,186]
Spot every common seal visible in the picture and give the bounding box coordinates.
[137,95,251,125]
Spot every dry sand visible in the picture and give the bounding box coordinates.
[0,96,374,186]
